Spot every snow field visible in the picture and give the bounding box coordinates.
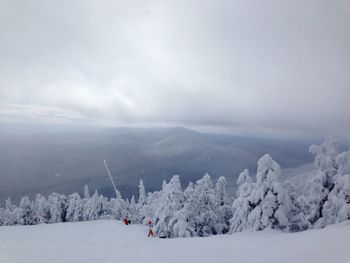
[1,219,349,263]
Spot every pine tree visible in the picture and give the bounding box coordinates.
[91,190,103,220]
[185,174,222,237]
[110,190,128,220]
[19,196,35,225]
[307,137,339,227]
[33,194,49,224]
[322,151,350,224]
[84,185,90,199]
[0,202,4,226]
[154,175,188,238]
[138,179,146,208]
[230,155,291,232]
[66,193,83,222]
[214,176,232,234]
[82,195,94,221]
[128,195,138,223]
[285,181,310,232]
[47,193,66,223]
[247,154,291,231]
[170,209,194,237]
[3,198,19,225]
[230,169,255,232]
[139,190,162,225]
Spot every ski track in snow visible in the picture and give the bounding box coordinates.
[1,220,349,263]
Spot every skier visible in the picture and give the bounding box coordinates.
[123,217,131,225]
[147,220,154,237]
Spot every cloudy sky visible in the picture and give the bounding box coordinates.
[0,0,349,138]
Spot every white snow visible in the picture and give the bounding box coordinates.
[1,220,350,263]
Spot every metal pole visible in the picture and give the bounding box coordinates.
[103,160,119,198]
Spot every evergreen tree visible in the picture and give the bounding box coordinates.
[84,185,90,199]
[214,176,232,234]
[33,194,49,224]
[230,170,255,232]
[185,174,222,237]
[128,195,138,223]
[308,137,339,226]
[140,190,162,225]
[0,202,4,226]
[154,175,188,238]
[322,151,350,224]
[47,193,65,223]
[110,190,128,220]
[3,198,19,225]
[230,155,291,232]
[82,195,94,221]
[247,154,291,231]
[66,193,83,222]
[95,192,106,218]
[19,196,35,225]
[138,179,146,208]
[284,181,310,232]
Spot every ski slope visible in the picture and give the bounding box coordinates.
[1,220,349,263]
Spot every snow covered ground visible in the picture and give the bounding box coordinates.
[1,220,349,263]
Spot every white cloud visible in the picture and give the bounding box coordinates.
[0,103,88,122]
[0,0,349,137]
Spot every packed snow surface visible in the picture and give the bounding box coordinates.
[1,220,349,263]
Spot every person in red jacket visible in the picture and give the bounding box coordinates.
[147,220,154,237]
[123,218,131,225]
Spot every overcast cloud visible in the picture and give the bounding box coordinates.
[0,0,349,137]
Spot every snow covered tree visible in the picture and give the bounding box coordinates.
[322,150,350,224]
[184,182,194,199]
[134,180,165,225]
[180,181,196,233]
[139,190,162,225]
[83,185,90,199]
[230,169,255,233]
[3,198,20,225]
[231,155,291,232]
[66,193,83,222]
[133,179,148,223]
[19,196,35,225]
[169,208,194,238]
[307,137,339,227]
[284,181,310,232]
[214,176,232,234]
[82,190,104,221]
[127,195,138,223]
[184,174,222,237]
[285,138,350,229]
[98,195,110,219]
[154,175,190,238]
[83,195,94,221]
[247,154,291,231]
[215,176,230,206]
[110,190,128,220]
[47,193,67,223]
[82,186,104,221]
[33,194,49,224]
[236,169,253,186]
[95,192,107,218]
[0,203,3,226]
[138,179,146,208]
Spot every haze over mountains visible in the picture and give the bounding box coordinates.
[0,122,316,202]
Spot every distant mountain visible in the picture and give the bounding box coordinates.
[0,123,316,202]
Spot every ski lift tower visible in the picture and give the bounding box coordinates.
[103,160,119,198]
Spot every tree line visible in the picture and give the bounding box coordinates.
[0,137,349,238]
